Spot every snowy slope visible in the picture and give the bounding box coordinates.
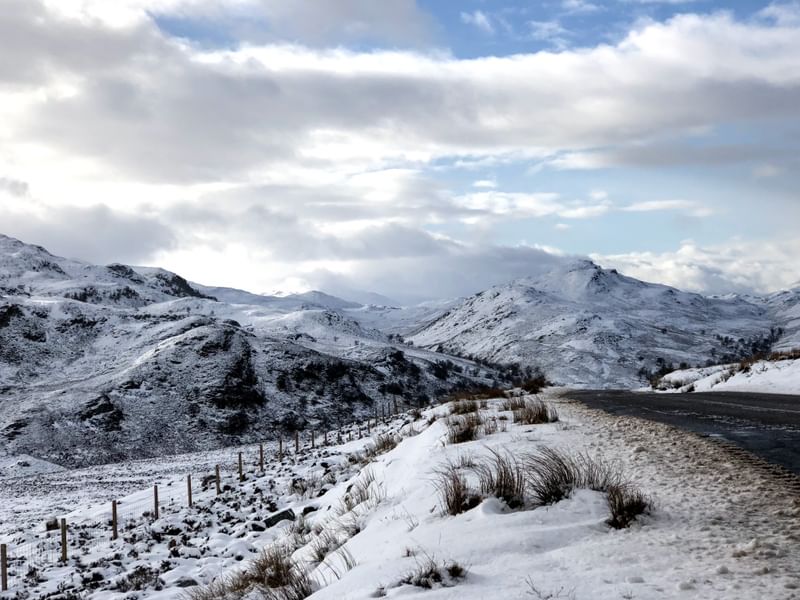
[410,260,781,387]
[0,235,498,468]
[656,357,800,394]
[1,393,798,599]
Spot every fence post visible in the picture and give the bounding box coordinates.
[295,431,299,453]
[393,398,398,414]
[153,486,159,520]
[1,543,7,592]
[311,431,315,449]
[60,518,68,562]
[111,500,118,540]
[259,444,264,471]
[324,431,328,446]
[367,419,371,434]
[238,452,244,482]
[215,465,221,495]
[187,475,193,508]
[278,438,283,460]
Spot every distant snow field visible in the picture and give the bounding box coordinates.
[1,391,798,600]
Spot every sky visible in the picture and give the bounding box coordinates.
[1,0,799,303]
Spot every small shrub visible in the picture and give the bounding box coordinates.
[433,465,481,516]
[116,565,163,592]
[512,400,558,425]
[606,484,651,529]
[517,375,548,394]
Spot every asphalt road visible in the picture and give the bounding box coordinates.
[565,389,800,476]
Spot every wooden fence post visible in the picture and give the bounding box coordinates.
[153,486,159,520]
[278,438,283,460]
[1,543,8,592]
[238,452,244,482]
[324,431,328,446]
[60,518,68,562]
[311,431,315,449]
[259,444,264,471]
[111,500,118,540]
[295,431,299,453]
[393,398,398,414]
[187,475,193,508]
[367,419,371,434]
[215,465,221,495]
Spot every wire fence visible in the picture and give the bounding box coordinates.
[0,408,407,593]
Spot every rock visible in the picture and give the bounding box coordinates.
[265,508,295,528]
[250,521,266,532]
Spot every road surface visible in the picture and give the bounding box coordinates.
[565,389,800,475]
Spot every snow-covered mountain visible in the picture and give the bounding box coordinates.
[0,235,497,467]
[409,260,792,387]
[3,234,798,467]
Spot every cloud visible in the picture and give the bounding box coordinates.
[527,20,570,48]
[472,179,497,189]
[0,177,29,197]
[561,0,601,15]
[623,199,712,217]
[1,3,798,301]
[5,7,800,184]
[0,202,175,264]
[593,237,800,294]
[460,10,494,35]
[304,244,575,303]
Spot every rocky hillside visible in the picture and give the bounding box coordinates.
[409,260,792,387]
[0,235,496,467]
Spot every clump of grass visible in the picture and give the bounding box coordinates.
[512,399,558,425]
[445,413,484,444]
[472,448,526,509]
[606,484,652,529]
[524,447,650,528]
[501,397,527,411]
[371,433,399,455]
[338,469,384,515]
[524,447,584,505]
[398,555,467,589]
[187,543,314,600]
[450,399,481,415]
[433,465,481,516]
[308,530,343,563]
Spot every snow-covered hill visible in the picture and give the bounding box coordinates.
[655,356,800,394]
[1,393,798,599]
[409,260,788,388]
[0,235,498,468]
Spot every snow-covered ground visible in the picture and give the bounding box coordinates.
[2,391,798,600]
[656,358,800,394]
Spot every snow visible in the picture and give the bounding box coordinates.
[658,358,800,394]
[409,260,784,388]
[2,391,798,599]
